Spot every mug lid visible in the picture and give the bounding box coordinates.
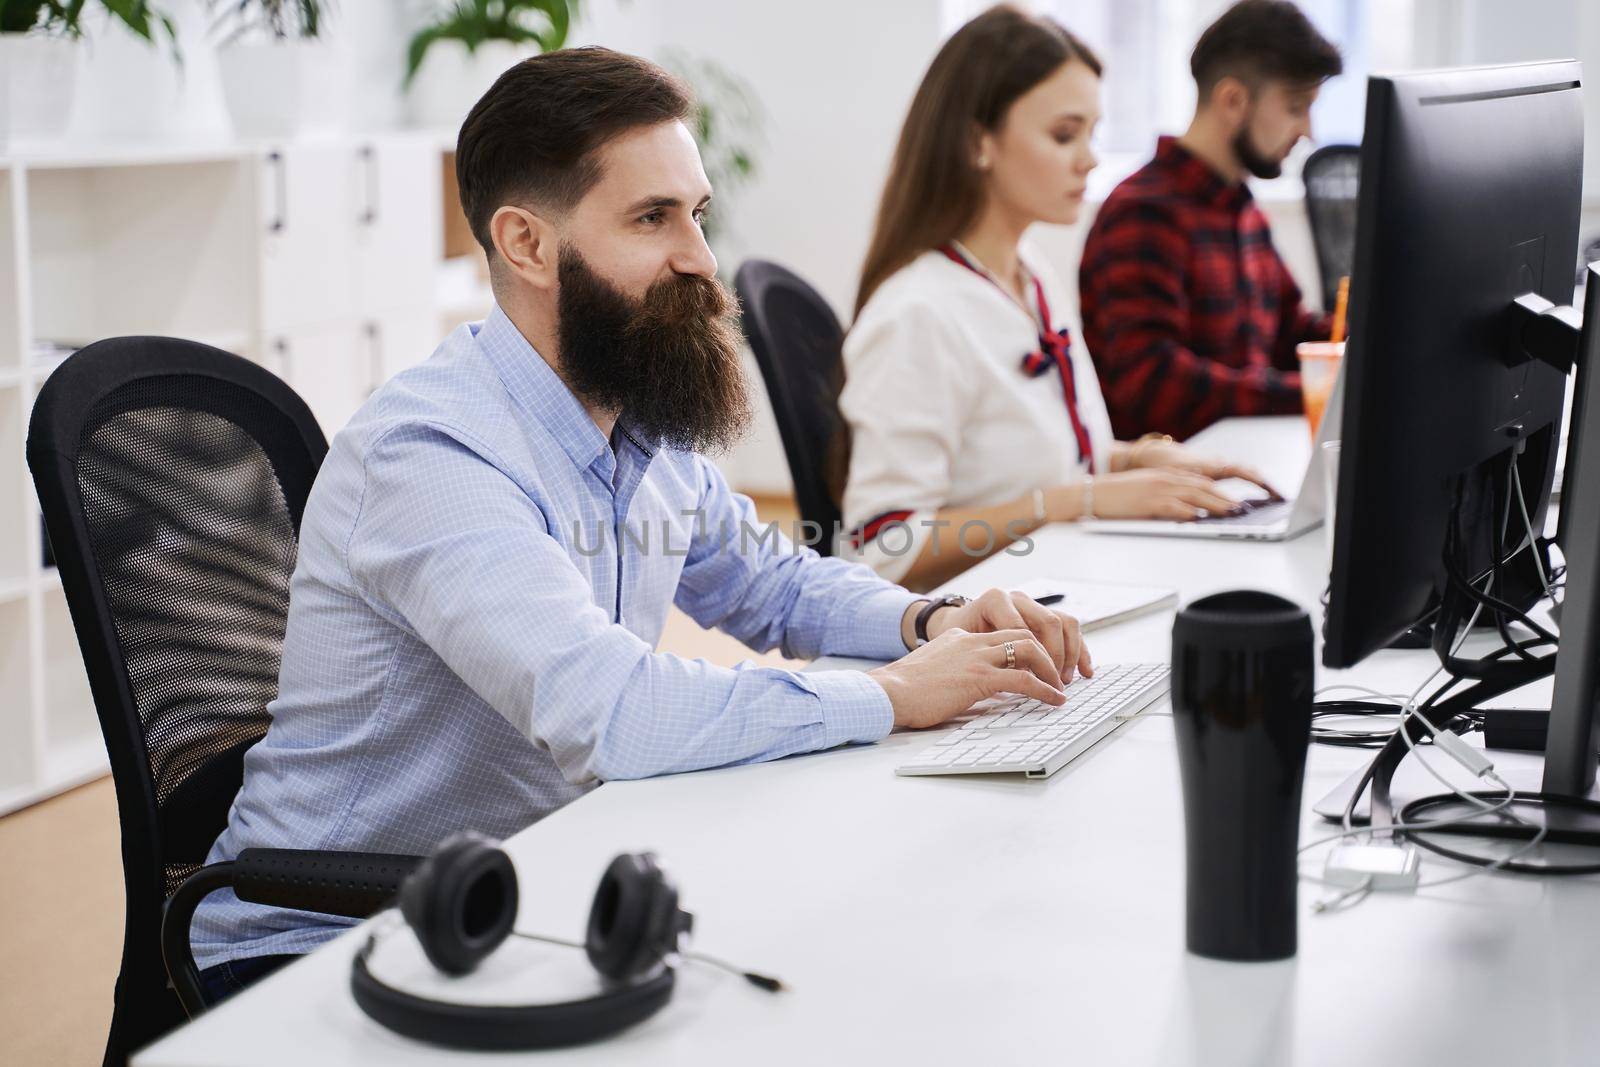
[1173,590,1312,649]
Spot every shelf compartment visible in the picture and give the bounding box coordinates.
[28,160,257,350]
[0,167,18,371]
[0,386,30,592]
[39,583,100,767]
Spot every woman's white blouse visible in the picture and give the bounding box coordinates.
[838,244,1114,583]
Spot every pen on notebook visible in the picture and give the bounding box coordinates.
[1034,594,1064,606]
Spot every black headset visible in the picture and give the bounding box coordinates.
[350,832,769,1051]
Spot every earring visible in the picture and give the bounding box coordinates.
[977,155,990,171]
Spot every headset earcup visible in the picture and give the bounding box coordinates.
[586,853,683,982]
[353,847,685,1051]
[398,831,518,976]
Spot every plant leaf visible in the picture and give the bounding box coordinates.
[405,22,451,87]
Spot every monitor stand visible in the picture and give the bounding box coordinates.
[1315,748,1600,847]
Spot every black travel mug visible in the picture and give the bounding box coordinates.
[1171,590,1314,961]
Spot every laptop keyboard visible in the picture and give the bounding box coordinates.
[1199,498,1292,526]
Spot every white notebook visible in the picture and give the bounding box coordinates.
[1008,577,1179,632]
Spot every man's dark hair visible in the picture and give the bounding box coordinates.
[1190,0,1343,101]
[455,47,693,258]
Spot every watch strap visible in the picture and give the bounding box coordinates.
[914,594,969,646]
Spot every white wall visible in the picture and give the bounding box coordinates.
[570,0,948,492]
[570,0,943,317]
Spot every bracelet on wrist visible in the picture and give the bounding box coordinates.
[1081,474,1095,520]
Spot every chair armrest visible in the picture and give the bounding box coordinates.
[232,848,424,918]
[162,849,423,1018]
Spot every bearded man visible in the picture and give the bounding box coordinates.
[190,46,1090,999]
[1079,0,1343,441]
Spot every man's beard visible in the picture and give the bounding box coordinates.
[1232,110,1283,180]
[555,244,751,454]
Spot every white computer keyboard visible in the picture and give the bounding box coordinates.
[894,662,1171,779]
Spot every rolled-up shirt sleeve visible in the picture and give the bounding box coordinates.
[345,423,899,784]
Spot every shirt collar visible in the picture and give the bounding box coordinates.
[939,242,1049,333]
[1154,135,1252,212]
[475,304,617,473]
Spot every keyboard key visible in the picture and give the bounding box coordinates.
[896,664,1171,779]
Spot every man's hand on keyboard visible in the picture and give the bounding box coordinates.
[924,588,1093,682]
[869,628,1067,730]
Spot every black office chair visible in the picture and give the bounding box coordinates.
[734,260,848,554]
[27,338,418,1065]
[1302,144,1361,312]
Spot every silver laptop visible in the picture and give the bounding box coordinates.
[1086,366,1343,543]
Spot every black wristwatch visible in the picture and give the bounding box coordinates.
[913,594,969,647]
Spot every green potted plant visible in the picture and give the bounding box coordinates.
[208,0,340,138]
[404,0,576,131]
[0,1,175,147]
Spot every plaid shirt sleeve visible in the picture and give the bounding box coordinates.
[1271,257,1334,369]
[1081,200,1305,440]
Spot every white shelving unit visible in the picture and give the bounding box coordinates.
[0,134,445,815]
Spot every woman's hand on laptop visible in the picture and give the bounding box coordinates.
[869,628,1068,729]
[1122,439,1282,500]
[922,587,1092,681]
[1050,468,1244,521]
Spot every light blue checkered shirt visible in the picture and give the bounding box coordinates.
[192,306,915,969]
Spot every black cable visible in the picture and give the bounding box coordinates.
[1310,700,1482,749]
[509,931,786,993]
[1434,487,1558,679]
[1489,467,1547,664]
[1448,515,1556,643]
[1398,791,1600,875]
[1334,635,1555,832]
[1333,458,1565,852]
[1366,663,1554,836]
[1341,697,1481,832]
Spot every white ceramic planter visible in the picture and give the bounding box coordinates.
[218,38,349,140]
[407,40,531,134]
[0,35,80,149]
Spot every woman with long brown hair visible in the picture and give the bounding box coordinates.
[839,4,1268,591]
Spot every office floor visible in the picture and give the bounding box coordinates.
[0,494,805,1066]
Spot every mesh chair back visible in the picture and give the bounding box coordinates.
[27,337,326,1065]
[734,260,846,553]
[1303,144,1362,311]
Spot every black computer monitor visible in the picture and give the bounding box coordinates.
[1544,268,1600,795]
[1325,61,1582,670]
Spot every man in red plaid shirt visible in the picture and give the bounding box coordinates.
[1080,0,1343,441]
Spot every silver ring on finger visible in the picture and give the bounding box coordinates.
[1003,640,1016,670]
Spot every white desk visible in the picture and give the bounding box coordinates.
[135,418,1600,1067]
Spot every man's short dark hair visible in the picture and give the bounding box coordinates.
[1190,0,1343,101]
[455,47,693,257]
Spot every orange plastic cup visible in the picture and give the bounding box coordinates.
[1297,341,1345,439]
